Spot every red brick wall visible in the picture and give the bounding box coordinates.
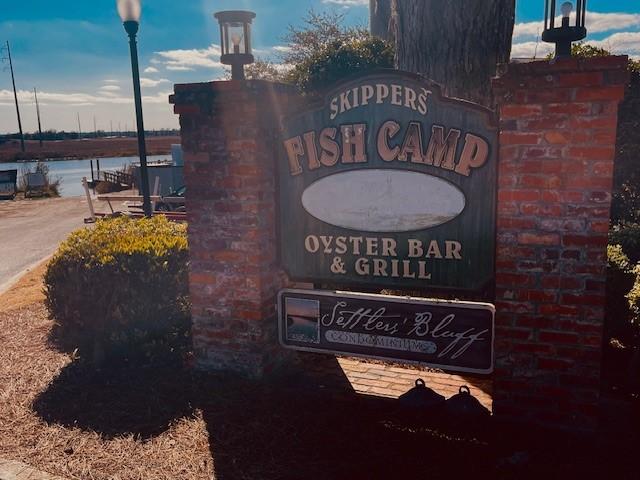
[491,56,628,428]
[172,58,628,428]
[169,80,298,376]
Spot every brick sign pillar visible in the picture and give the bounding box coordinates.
[169,81,297,377]
[492,57,628,428]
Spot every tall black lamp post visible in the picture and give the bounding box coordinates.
[542,1,587,58]
[117,0,152,217]
[214,11,256,80]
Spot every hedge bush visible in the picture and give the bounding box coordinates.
[44,216,190,363]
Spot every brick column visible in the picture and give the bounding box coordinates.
[169,80,297,377]
[492,57,628,428]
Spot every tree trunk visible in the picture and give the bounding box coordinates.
[370,0,393,41]
[389,0,515,107]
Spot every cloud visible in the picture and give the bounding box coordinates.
[103,79,120,84]
[510,41,554,59]
[272,45,292,53]
[321,0,368,6]
[511,10,640,59]
[511,29,640,60]
[513,11,640,41]
[100,85,121,92]
[0,89,121,106]
[589,31,640,58]
[152,45,223,71]
[139,78,170,88]
[142,91,173,104]
[0,88,173,107]
[144,66,159,74]
[166,65,194,71]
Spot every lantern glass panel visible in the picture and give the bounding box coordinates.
[244,24,252,55]
[224,22,247,55]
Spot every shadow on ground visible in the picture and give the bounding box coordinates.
[199,359,495,480]
[32,353,640,479]
[32,359,195,439]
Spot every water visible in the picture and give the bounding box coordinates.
[0,155,168,197]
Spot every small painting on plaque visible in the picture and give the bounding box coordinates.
[285,297,320,344]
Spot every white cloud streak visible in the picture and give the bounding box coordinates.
[0,88,171,107]
[512,10,640,59]
[143,66,159,74]
[514,11,640,41]
[589,31,640,58]
[152,45,223,70]
[510,41,554,59]
[139,78,170,88]
[321,0,368,6]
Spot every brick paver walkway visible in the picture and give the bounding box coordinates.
[336,357,493,410]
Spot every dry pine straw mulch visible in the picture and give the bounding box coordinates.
[1,272,639,479]
[0,303,213,480]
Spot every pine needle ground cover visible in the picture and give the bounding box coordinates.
[0,264,638,479]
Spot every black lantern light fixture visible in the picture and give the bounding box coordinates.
[542,1,587,58]
[117,0,152,217]
[214,10,256,80]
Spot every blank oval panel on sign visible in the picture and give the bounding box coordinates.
[301,169,466,232]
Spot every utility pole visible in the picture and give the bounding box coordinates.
[3,41,25,152]
[77,112,82,139]
[93,115,97,139]
[110,120,114,137]
[34,87,43,148]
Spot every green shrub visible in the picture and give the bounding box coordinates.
[609,223,640,264]
[605,245,636,346]
[44,216,190,363]
[286,36,394,93]
[628,265,640,332]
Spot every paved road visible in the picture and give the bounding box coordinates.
[0,197,89,293]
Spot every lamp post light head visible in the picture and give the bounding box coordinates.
[542,0,587,58]
[214,10,256,80]
[117,0,141,22]
[117,0,141,36]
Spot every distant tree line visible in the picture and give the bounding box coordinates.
[0,128,180,144]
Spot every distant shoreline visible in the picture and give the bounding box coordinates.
[0,136,180,164]
[0,153,169,164]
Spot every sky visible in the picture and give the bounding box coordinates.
[0,0,638,135]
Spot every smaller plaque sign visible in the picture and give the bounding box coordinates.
[278,289,495,374]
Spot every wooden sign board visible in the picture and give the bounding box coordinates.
[278,289,495,374]
[278,70,497,291]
